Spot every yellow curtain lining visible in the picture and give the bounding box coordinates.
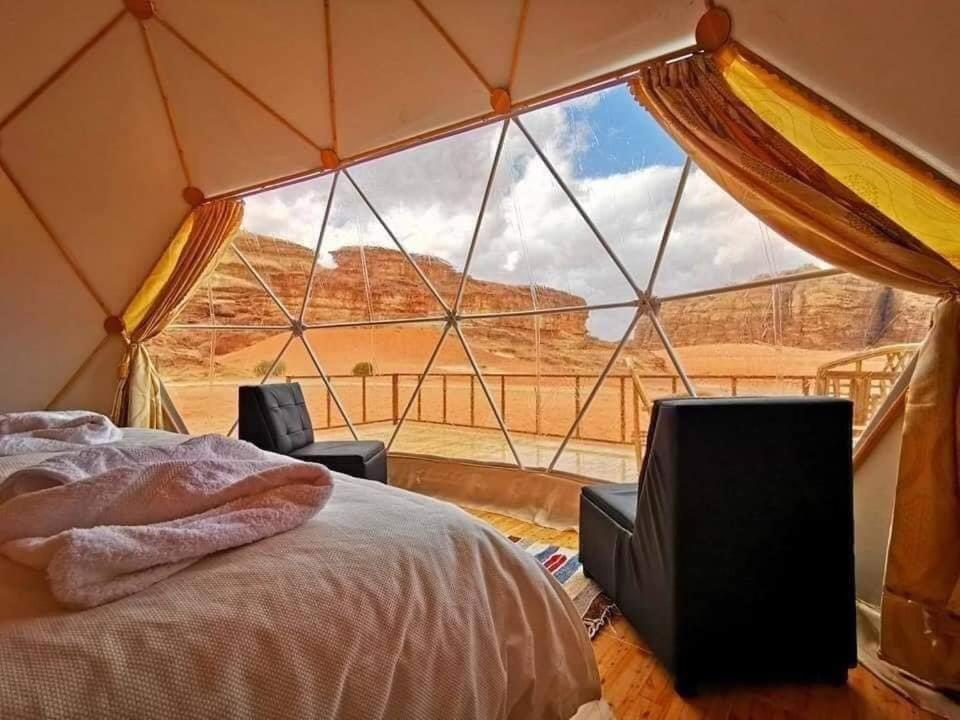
[716,43,960,267]
[122,213,195,333]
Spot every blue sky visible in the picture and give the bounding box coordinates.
[564,85,686,178]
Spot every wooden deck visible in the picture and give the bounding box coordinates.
[468,509,933,720]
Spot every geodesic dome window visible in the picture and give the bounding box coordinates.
[151,84,934,483]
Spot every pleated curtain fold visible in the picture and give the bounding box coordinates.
[112,199,244,429]
[630,43,960,688]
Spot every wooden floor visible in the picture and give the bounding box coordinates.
[468,509,934,720]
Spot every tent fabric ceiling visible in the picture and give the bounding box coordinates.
[0,0,957,416]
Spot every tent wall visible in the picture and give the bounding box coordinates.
[854,408,904,607]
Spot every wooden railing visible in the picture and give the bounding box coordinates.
[286,371,823,445]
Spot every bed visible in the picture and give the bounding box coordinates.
[0,429,607,719]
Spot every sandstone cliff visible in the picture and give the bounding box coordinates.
[635,270,935,351]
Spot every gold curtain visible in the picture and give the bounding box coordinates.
[631,44,960,688]
[112,199,244,429]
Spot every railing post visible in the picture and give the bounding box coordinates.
[442,375,448,423]
[500,375,506,423]
[470,375,475,426]
[672,376,678,394]
[731,377,738,396]
[326,385,331,427]
[417,375,422,421]
[361,375,367,423]
[535,376,542,435]
[802,377,811,396]
[574,375,582,439]
[619,376,626,442]
[391,374,399,423]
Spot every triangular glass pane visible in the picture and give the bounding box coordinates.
[652,273,936,440]
[519,84,689,289]
[174,245,291,327]
[149,328,293,435]
[238,175,335,320]
[653,163,831,297]
[569,312,685,482]
[302,322,447,444]
[390,328,519,466]
[303,176,447,325]
[346,124,502,308]
[461,122,636,317]
[457,315,563,470]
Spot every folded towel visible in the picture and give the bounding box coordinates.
[0,435,333,608]
[0,410,123,455]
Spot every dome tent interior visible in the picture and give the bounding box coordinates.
[2,1,960,718]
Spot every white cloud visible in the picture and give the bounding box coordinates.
[242,92,827,340]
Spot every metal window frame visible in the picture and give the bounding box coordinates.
[158,78,856,476]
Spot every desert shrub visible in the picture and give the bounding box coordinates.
[254,359,287,378]
[352,361,375,376]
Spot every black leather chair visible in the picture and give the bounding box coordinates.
[580,397,856,696]
[238,383,388,484]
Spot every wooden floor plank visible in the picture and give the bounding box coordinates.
[468,509,936,720]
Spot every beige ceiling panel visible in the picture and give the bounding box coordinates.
[0,0,118,121]
[47,334,126,416]
[146,19,321,196]
[154,0,332,148]
[0,168,105,413]
[0,14,187,316]
[726,0,960,185]
[512,0,698,101]
[418,0,523,91]
[332,0,489,158]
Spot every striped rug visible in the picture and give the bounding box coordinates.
[508,536,617,639]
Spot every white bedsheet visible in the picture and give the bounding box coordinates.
[0,430,605,719]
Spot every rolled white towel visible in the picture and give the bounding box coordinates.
[0,410,123,456]
[0,435,333,608]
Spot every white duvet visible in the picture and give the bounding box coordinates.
[0,430,606,720]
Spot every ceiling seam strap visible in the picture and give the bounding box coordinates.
[386,322,452,451]
[409,0,493,93]
[297,333,359,440]
[507,0,530,94]
[137,20,192,186]
[298,171,339,324]
[450,322,525,469]
[201,42,701,204]
[453,119,510,312]
[152,14,324,152]
[323,0,338,153]
[511,115,645,300]
[646,155,691,295]
[341,169,451,314]
[231,244,297,324]
[0,155,111,316]
[44,333,112,411]
[0,9,126,131]
[547,308,642,472]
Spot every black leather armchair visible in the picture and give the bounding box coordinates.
[580,397,856,695]
[238,383,388,484]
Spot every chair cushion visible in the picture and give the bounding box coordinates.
[291,441,387,483]
[238,383,314,454]
[582,484,637,531]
